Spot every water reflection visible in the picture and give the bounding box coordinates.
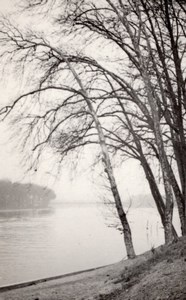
[0,208,54,220]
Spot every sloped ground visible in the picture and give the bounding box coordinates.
[96,237,186,300]
[0,237,185,300]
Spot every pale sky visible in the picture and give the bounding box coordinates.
[0,0,151,202]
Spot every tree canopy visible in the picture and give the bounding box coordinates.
[0,180,56,210]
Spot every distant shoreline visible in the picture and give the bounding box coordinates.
[0,207,53,212]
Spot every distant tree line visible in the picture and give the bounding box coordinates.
[0,180,56,210]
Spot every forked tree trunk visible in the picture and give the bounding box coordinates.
[66,59,136,258]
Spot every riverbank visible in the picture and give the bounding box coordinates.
[0,237,185,300]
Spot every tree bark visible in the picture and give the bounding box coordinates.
[65,59,136,258]
[140,153,178,240]
[141,0,186,235]
[110,2,175,243]
[143,74,174,243]
[114,89,177,242]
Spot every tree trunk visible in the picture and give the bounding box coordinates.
[116,8,175,243]
[116,94,177,241]
[92,117,135,258]
[110,184,135,258]
[66,59,136,258]
[165,157,186,236]
[140,154,178,240]
[170,131,186,235]
[142,74,174,243]
[91,114,136,258]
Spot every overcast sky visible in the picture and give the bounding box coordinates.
[0,0,15,13]
[0,0,151,202]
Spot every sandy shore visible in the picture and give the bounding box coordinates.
[0,237,185,300]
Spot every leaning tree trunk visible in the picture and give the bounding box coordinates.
[66,59,136,258]
[98,136,136,259]
[86,98,136,258]
[116,94,177,241]
[151,120,174,244]
[142,75,174,244]
[117,10,175,243]
[139,152,178,240]
[164,155,186,236]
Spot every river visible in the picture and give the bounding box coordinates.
[0,202,180,287]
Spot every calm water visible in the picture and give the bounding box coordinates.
[0,203,180,287]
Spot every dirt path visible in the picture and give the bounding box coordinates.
[0,260,129,300]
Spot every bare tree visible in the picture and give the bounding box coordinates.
[55,0,185,241]
[0,18,136,258]
[0,0,185,250]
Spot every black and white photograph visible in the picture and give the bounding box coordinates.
[0,1,185,299]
